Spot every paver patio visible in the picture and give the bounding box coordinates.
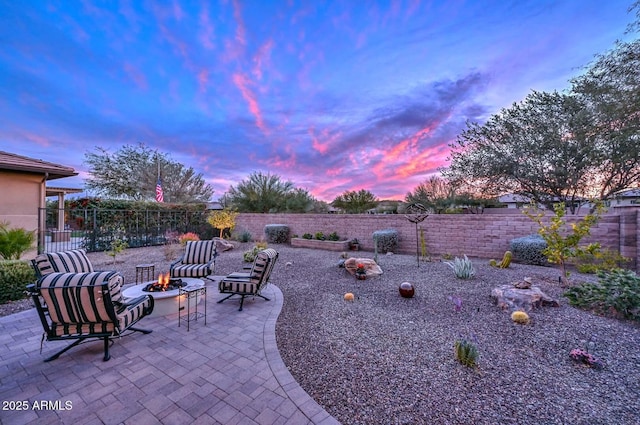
[0,283,340,425]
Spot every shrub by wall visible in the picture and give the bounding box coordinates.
[510,234,549,266]
[0,260,35,302]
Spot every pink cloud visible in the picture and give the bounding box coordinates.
[232,73,267,132]
[198,69,209,93]
[252,39,274,80]
[199,4,216,50]
[309,127,341,155]
[232,0,246,46]
[123,62,148,90]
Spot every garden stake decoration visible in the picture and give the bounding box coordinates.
[404,203,429,266]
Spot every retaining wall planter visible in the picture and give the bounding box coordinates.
[291,238,351,251]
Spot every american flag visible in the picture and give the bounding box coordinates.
[155,177,164,202]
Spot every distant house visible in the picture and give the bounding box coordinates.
[0,151,78,251]
[607,188,640,210]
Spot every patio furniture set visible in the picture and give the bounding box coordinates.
[26,241,279,362]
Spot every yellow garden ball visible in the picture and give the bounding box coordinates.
[344,293,355,302]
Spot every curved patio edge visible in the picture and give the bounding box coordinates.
[262,284,342,425]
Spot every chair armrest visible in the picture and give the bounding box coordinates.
[170,255,185,268]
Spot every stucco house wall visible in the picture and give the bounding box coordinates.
[0,170,45,231]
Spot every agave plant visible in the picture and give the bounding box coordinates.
[454,337,479,368]
[444,255,476,279]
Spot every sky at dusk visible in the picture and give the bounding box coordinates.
[0,0,635,202]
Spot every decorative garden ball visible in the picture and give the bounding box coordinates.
[344,293,355,302]
[399,282,415,298]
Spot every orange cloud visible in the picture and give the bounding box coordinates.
[232,73,267,132]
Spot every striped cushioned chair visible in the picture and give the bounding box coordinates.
[170,240,217,280]
[33,249,94,277]
[27,271,154,362]
[217,248,279,311]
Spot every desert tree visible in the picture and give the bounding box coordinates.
[84,143,214,202]
[331,189,379,213]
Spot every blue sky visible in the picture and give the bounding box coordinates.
[0,0,635,201]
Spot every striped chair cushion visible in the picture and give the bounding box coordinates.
[34,249,94,275]
[183,241,216,264]
[171,264,211,278]
[221,280,259,294]
[116,296,153,330]
[38,272,119,337]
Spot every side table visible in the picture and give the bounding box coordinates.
[135,264,155,284]
[179,286,207,330]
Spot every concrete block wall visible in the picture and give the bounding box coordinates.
[235,211,638,270]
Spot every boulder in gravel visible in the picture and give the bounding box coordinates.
[213,237,235,251]
[491,284,559,311]
[344,258,383,276]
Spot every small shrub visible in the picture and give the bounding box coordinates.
[564,269,640,321]
[0,222,35,260]
[106,239,128,265]
[444,255,476,279]
[510,234,548,266]
[454,337,478,368]
[373,229,398,253]
[243,246,261,263]
[237,230,252,243]
[302,233,313,240]
[264,224,289,243]
[575,249,630,274]
[0,260,35,302]
[178,232,200,245]
[315,232,325,240]
[327,231,340,241]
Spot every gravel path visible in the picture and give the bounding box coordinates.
[4,244,640,424]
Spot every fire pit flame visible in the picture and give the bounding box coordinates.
[143,273,186,292]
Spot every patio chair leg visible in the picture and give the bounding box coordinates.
[217,293,237,304]
[103,337,111,362]
[129,327,153,335]
[44,339,84,362]
[238,295,246,311]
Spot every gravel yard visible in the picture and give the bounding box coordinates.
[3,244,639,425]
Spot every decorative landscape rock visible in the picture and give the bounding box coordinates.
[344,258,383,277]
[491,284,560,311]
[213,237,235,251]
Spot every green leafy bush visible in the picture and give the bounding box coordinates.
[237,230,252,243]
[510,234,548,266]
[564,269,640,321]
[302,233,313,240]
[575,249,630,274]
[264,224,289,244]
[373,229,398,253]
[315,232,325,240]
[0,260,35,302]
[0,222,35,260]
[327,232,340,241]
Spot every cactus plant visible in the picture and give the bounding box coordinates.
[490,251,512,268]
[511,310,530,324]
[444,255,476,279]
[500,251,513,268]
[454,338,478,368]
